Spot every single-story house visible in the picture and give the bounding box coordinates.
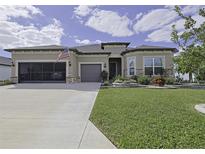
[0,56,11,81]
[4,42,177,83]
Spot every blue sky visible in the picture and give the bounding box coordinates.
[0,5,204,58]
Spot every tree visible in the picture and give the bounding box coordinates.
[171,6,205,82]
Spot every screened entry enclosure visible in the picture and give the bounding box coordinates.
[18,62,66,83]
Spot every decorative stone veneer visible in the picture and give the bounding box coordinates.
[66,76,80,83]
[10,76,18,83]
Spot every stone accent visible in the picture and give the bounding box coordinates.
[66,76,80,83]
[10,76,18,83]
[195,104,205,114]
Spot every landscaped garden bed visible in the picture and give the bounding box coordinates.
[90,88,205,148]
[0,80,13,86]
[101,75,205,89]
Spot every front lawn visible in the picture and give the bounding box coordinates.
[90,88,205,148]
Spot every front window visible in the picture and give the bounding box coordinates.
[127,57,136,76]
[144,57,164,76]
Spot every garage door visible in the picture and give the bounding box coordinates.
[18,62,66,83]
[81,64,101,82]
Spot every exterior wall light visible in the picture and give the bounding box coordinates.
[69,61,71,67]
[104,62,106,68]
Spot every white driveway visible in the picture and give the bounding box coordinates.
[0,83,101,148]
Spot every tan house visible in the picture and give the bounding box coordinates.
[5,42,177,83]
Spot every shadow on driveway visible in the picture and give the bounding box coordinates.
[7,83,101,92]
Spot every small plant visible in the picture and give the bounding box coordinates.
[101,70,108,82]
[130,75,138,82]
[165,77,176,85]
[103,80,110,86]
[123,79,137,84]
[0,80,13,86]
[175,75,183,83]
[138,76,150,85]
[113,75,125,81]
[152,76,165,86]
[113,79,124,83]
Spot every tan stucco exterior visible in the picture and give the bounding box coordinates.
[10,47,175,83]
[124,50,174,77]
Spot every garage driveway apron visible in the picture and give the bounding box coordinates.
[0,83,100,148]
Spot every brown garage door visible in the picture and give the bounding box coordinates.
[81,64,101,82]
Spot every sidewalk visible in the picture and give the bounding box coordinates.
[79,121,116,149]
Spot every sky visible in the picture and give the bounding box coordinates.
[0,5,204,58]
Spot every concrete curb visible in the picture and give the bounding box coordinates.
[79,121,116,149]
[195,104,205,114]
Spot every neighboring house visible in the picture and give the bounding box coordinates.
[4,42,177,83]
[0,56,12,81]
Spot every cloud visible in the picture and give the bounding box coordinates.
[0,6,64,49]
[182,5,205,15]
[135,12,143,20]
[73,5,96,17]
[145,13,205,43]
[0,5,42,20]
[133,8,178,33]
[75,38,102,45]
[85,9,133,37]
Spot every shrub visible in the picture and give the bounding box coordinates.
[123,79,137,84]
[165,77,176,85]
[0,80,13,86]
[152,76,166,86]
[113,79,124,83]
[113,75,125,81]
[101,70,108,82]
[176,75,183,83]
[138,76,150,85]
[130,75,138,82]
[103,80,110,86]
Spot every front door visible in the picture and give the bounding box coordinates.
[109,62,117,79]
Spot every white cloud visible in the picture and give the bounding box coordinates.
[182,5,205,15]
[135,12,143,20]
[75,39,91,44]
[0,5,42,20]
[75,38,102,45]
[145,13,205,43]
[73,5,96,17]
[133,8,178,33]
[85,9,133,37]
[145,26,172,42]
[0,6,64,49]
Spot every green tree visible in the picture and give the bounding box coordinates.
[171,6,205,82]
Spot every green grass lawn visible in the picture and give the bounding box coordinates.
[90,88,205,148]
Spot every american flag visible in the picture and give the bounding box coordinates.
[57,48,70,61]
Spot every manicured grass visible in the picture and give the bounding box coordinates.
[90,88,205,148]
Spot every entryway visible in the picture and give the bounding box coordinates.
[109,58,121,80]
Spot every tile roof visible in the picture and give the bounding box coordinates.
[121,45,178,55]
[4,45,67,52]
[69,43,130,54]
[4,43,178,55]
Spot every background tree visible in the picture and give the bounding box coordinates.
[171,6,205,82]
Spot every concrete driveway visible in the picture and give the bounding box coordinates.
[0,83,101,148]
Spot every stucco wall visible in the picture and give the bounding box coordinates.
[11,51,71,83]
[69,52,78,77]
[124,51,174,77]
[11,49,174,82]
[0,65,11,80]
